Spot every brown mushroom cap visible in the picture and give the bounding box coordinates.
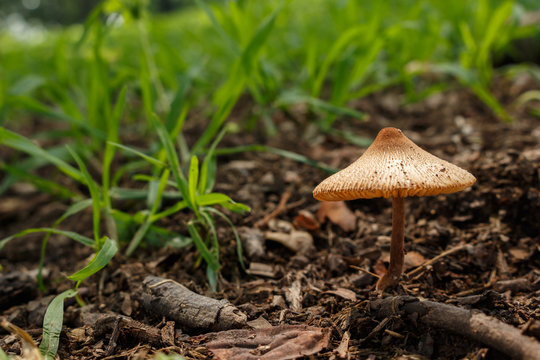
[313,127,476,200]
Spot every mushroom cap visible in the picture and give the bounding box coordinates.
[313,127,476,200]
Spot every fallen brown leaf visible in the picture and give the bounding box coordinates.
[316,201,356,232]
[404,251,426,270]
[293,210,320,232]
[325,288,357,302]
[205,325,330,360]
[373,259,388,277]
[509,248,529,261]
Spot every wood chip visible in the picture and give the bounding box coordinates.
[325,288,357,302]
[246,263,278,278]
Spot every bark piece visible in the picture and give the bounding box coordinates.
[245,263,278,278]
[335,330,350,359]
[370,296,540,360]
[201,325,330,360]
[141,276,247,332]
[92,314,164,348]
[493,278,531,293]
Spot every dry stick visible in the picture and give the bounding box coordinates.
[255,189,291,228]
[350,265,380,279]
[370,296,540,360]
[407,243,469,278]
[376,197,405,290]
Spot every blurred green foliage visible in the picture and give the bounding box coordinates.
[0,0,538,131]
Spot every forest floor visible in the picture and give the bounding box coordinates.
[1,74,539,360]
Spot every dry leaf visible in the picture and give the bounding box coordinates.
[404,251,426,270]
[247,316,273,329]
[317,201,356,232]
[325,288,357,302]
[509,248,529,261]
[205,325,330,360]
[293,210,320,232]
[373,259,388,277]
[1,319,42,360]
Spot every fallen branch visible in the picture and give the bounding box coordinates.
[140,276,247,332]
[370,296,540,360]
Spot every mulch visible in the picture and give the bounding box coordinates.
[1,76,539,359]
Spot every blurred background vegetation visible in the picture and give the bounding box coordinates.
[1,0,539,132]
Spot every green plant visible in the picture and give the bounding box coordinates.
[114,117,250,290]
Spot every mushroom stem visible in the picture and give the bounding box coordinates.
[376,196,405,291]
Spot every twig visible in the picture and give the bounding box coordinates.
[407,243,468,278]
[104,317,121,357]
[455,268,496,296]
[350,265,380,279]
[370,296,540,360]
[255,189,291,228]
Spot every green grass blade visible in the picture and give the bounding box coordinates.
[276,91,365,120]
[67,147,102,245]
[125,169,170,256]
[205,207,246,271]
[188,155,199,211]
[196,193,250,213]
[109,187,181,201]
[199,125,228,194]
[0,347,10,360]
[240,5,281,72]
[194,0,240,55]
[151,114,191,206]
[0,144,72,195]
[150,200,189,222]
[9,96,105,140]
[0,127,84,183]
[68,237,118,281]
[108,142,166,168]
[1,163,77,200]
[39,289,78,360]
[37,199,94,290]
[0,228,95,251]
[311,26,364,97]
[187,221,218,291]
[214,145,337,174]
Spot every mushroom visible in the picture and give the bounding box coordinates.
[313,127,476,291]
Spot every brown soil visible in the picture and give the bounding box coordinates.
[1,76,540,359]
